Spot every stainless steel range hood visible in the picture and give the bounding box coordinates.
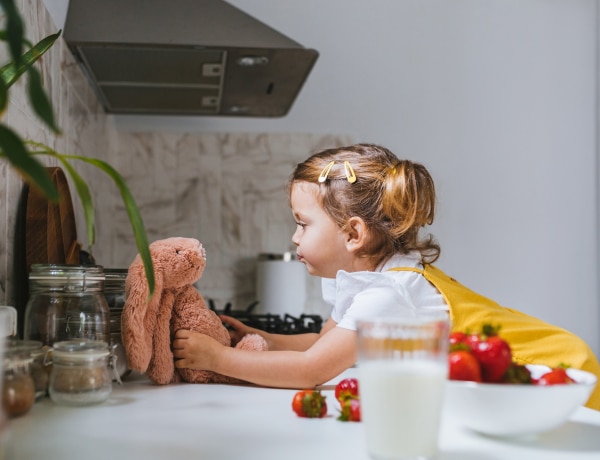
[63,0,318,117]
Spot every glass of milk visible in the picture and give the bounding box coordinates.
[357,311,449,460]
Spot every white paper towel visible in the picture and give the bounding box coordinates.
[256,256,307,317]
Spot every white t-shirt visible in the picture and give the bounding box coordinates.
[323,252,448,331]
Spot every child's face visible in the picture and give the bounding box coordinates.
[290,182,355,278]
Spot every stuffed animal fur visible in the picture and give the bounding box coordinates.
[121,237,268,385]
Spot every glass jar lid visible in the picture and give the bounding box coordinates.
[52,340,110,360]
[28,265,105,292]
[29,264,104,280]
[3,346,35,370]
[6,338,43,351]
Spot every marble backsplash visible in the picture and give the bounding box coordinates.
[109,132,353,316]
[0,0,352,323]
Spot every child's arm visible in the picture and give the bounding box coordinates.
[220,314,329,351]
[173,321,356,388]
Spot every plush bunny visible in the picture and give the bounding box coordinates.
[121,237,267,385]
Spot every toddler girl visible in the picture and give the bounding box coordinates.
[174,143,600,409]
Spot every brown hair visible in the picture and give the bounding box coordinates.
[289,143,440,265]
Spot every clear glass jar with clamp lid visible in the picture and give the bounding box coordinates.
[23,264,110,346]
[48,340,119,406]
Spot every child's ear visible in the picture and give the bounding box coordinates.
[345,216,368,253]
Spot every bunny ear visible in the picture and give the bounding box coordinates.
[121,254,164,373]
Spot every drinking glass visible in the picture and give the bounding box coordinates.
[357,311,449,460]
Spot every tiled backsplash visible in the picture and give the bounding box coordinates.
[110,132,352,315]
[0,0,352,320]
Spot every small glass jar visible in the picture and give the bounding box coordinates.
[2,346,36,417]
[24,265,110,346]
[48,340,112,406]
[5,339,50,400]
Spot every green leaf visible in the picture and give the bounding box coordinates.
[27,67,60,133]
[0,125,58,200]
[0,79,8,112]
[1,0,24,65]
[75,156,155,296]
[54,157,96,247]
[0,31,61,89]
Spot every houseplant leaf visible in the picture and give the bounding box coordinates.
[0,0,24,64]
[53,155,96,247]
[74,156,155,296]
[0,31,60,88]
[0,126,58,200]
[27,66,60,133]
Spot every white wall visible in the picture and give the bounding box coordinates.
[48,0,600,354]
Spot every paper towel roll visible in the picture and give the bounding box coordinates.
[256,254,307,317]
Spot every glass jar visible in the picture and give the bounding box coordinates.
[5,339,50,400]
[2,345,35,417]
[48,340,112,406]
[103,268,130,379]
[24,265,110,346]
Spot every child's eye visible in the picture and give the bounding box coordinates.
[296,222,306,229]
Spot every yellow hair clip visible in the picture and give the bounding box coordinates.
[318,161,335,183]
[344,160,357,184]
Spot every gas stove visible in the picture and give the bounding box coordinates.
[208,299,323,335]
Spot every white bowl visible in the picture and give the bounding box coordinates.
[444,364,597,436]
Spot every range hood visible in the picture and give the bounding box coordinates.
[63,0,318,117]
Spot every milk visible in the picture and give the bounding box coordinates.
[359,360,447,460]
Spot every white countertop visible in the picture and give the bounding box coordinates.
[4,368,600,460]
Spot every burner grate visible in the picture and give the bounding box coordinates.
[209,300,323,335]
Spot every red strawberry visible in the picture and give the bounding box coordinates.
[448,350,482,382]
[335,378,359,402]
[449,331,468,347]
[536,367,575,385]
[338,398,361,422]
[469,325,512,383]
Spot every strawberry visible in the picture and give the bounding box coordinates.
[536,366,575,385]
[338,398,361,422]
[292,390,328,418]
[449,331,468,347]
[335,378,359,402]
[467,324,512,383]
[448,350,482,382]
[335,378,361,422]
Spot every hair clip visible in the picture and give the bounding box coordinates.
[318,161,335,183]
[344,161,357,184]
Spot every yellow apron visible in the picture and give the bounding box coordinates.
[389,264,600,410]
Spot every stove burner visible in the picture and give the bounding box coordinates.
[208,299,323,335]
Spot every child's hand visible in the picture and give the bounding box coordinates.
[219,314,260,346]
[173,329,223,371]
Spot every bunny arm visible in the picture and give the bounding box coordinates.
[121,263,162,373]
[145,289,178,384]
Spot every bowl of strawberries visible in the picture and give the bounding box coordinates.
[444,324,597,436]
